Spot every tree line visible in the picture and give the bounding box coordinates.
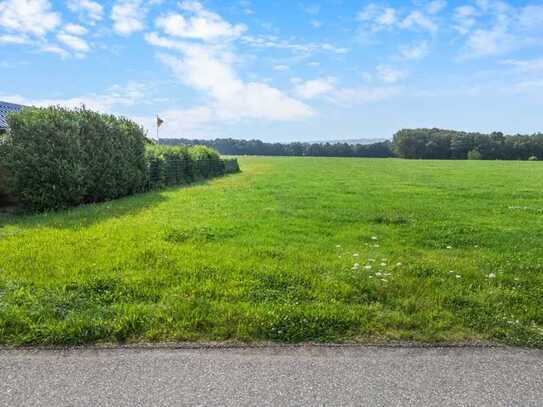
[393,128,543,160]
[160,138,395,158]
[162,129,543,160]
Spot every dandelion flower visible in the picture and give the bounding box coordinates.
[456,275,461,279]
[380,262,387,267]
[353,253,360,257]
[371,236,378,240]
[352,263,360,270]
[364,265,372,270]
[336,244,341,248]
[446,246,453,249]
[396,262,402,266]
[487,273,496,279]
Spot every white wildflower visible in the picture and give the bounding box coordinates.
[487,273,496,279]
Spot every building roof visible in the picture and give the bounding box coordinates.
[0,101,24,130]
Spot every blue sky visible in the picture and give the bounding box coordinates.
[1,0,543,142]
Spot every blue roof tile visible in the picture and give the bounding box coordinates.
[0,101,25,130]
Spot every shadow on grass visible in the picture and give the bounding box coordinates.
[0,177,219,232]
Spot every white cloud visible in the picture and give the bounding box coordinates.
[294,77,336,99]
[400,11,438,32]
[377,65,407,84]
[57,33,90,52]
[0,0,60,37]
[133,106,215,138]
[455,1,543,59]
[67,0,103,24]
[427,0,447,15]
[518,5,543,29]
[1,82,147,112]
[146,2,317,124]
[376,8,397,27]
[463,27,514,58]
[0,33,27,44]
[241,34,348,55]
[112,0,145,35]
[502,58,543,74]
[453,5,479,34]
[399,41,429,60]
[358,4,397,31]
[273,64,289,71]
[311,20,322,28]
[155,1,246,42]
[40,44,69,57]
[358,4,437,34]
[64,24,88,36]
[155,45,313,122]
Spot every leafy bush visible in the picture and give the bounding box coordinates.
[2,106,147,211]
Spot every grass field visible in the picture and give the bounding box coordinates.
[1,156,543,346]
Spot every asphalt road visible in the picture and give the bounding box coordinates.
[1,345,543,406]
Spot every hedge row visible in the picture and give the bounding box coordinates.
[0,106,240,212]
[145,145,239,189]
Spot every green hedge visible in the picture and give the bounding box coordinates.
[2,107,148,211]
[145,145,240,190]
[0,106,240,212]
[0,135,13,207]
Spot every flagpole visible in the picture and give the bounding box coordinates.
[156,115,160,145]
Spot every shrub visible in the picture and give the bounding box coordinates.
[467,149,482,160]
[187,145,224,179]
[3,106,148,211]
[144,144,236,189]
[528,156,538,161]
[145,145,192,189]
[223,158,240,174]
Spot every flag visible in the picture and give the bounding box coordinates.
[157,115,164,128]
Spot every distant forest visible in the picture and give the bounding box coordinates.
[160,129,543,160]
[393,129,543,160]
[159,138,394,158]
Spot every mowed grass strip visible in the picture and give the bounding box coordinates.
[0,157,543,346]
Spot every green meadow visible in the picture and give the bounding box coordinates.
[1,156,542,346]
